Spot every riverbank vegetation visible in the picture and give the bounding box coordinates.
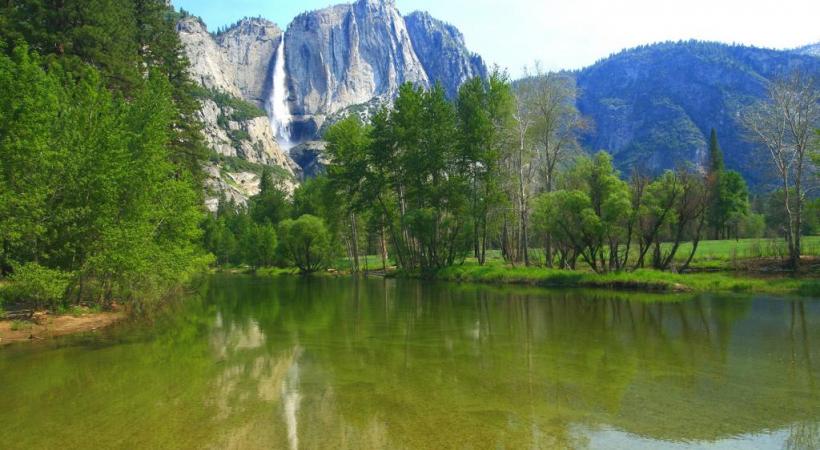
[201,69,818,294]
[419,260,820,296]
[0,1,211,313]
[0,2,817,317]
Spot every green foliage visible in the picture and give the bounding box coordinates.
[192,87,267,122]
[250,168,292,226]
[0,43,208,307]
[278,215,331,274]
[4,263,73,309]
[456,71,516,264]
[708,128,725,173]
[532,152,632,273]
[426,262,817,296]
[739,213,766,239]
[209,154,292,181]
[705,130,749,239]
[763,190,819,237]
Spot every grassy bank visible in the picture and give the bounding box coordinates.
[243,237,820,296]
[400,263,819,297]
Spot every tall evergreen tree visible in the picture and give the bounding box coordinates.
[708,128,725,173]
[706,128,748,238]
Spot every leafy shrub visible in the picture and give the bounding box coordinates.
[278,215,331,273]
[193,87,266,121]
[5,263,73,309]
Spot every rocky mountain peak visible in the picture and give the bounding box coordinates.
[404,11,488,99]
[285,0,428,122]
[794,42,820,57]
[216,17,280,42]
[178,1,489,196]
[405,11,466,46]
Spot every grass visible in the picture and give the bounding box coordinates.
[243,237,819,296]
[253,267,302,277]
[10,320,32,331]
[666,236,820,268]
[413,262,819,296]
[330,254,394,272]
[478,237,819,268]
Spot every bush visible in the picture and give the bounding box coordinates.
[740,213,766,238]
[4,263,73,309]
[278,215,331,273]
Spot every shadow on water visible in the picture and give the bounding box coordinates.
[0,275,818,449]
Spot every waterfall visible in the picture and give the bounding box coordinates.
[267,33,293,151]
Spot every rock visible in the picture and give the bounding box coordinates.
[196,97,296,172]
[178,1,489,182]
[404,11,488,99]
[179,16,298,209]
[286,0,429,121]
[203,163,296,212]
[215,18,284,107]
[178,16,283,107]
[177,16,243,97]
[289,141,329,179]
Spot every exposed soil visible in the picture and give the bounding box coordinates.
[0,307,126,346]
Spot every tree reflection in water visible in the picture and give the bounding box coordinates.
[0,276,816,449]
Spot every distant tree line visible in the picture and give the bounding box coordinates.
[208,68,817,275]
[310,68,818,274]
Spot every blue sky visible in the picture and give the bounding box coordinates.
[172,0,820,75]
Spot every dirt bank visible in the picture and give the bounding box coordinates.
[0,308,126,345]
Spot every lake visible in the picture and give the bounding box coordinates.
[0,275,818,449]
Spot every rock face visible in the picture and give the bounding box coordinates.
[178,16,282,106]
[285,0,430,132]
[575,41,820,186]
[214,19,283,106]
[197,98,292,169]
[178,0,489,181]
[289,141,330,180]
[178,15,297,207]
[177,16,241,97]
[794,42,820,57]
[404,11,488,99]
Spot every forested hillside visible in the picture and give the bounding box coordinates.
[576,40,820,186]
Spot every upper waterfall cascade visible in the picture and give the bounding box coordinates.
[267,34,293,151]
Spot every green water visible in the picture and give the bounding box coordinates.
[1,276,818,449]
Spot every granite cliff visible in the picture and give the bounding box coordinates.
[178,0,488,196]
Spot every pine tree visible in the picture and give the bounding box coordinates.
[708,128,725,173]
[706,128,748,239]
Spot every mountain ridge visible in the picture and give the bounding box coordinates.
[575,39,820,186]
[177,0,488,206]
[178,3,818,192]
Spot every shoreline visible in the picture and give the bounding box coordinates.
[0,308,126,346]
[396,265,820,297]
[248,263,820,297]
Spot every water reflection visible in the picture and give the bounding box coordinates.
[199,277,818,449]
[282,349,301,450]
[0,276,817,449]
